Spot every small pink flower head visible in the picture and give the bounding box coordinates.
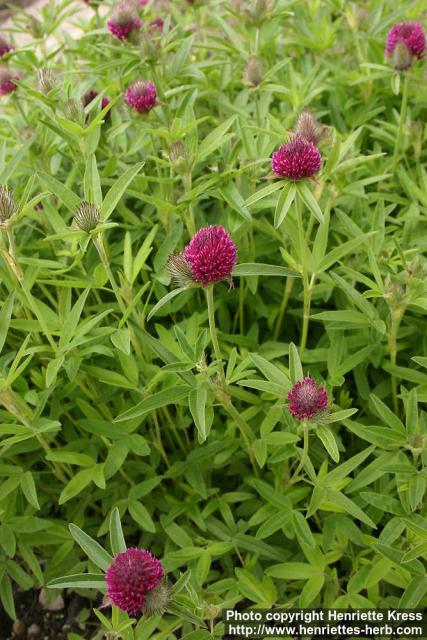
[83,90,110,111]
[385,21,425,60]
[140,0,149,5]
[183,225,237,286]
[0,37,13,58]
[124,80,157,113]
[288,376,329,421]
[271,136,321,180]
[105,548,164,616]
[107,1,142,40]
[149,17,164,31]
[0,68,17,95]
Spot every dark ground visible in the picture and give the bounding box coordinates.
[0,590,97,640]
[0,0,37,22]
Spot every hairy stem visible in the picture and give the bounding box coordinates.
[392,73,409,176]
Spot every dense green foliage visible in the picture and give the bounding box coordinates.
[0,0,426,638]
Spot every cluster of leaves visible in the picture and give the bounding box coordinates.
[0,0,426,638]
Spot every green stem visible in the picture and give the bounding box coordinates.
[392,73,409,176]
[183,173,196,236]
[291,421,309,483]
[93,236,127,316]
[274,277,295,341]
[388,308,404,416]
[205,286,225,382]
[296,194,310,356]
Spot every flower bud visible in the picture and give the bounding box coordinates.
[63,99,85,125]
[244,56,263,86]
[288,377,329,421]
[73,201,100,233]
[169,140,192,175]
[0,186,18,223]
[0,68,18,95]
[392,42,413,71]
[142,581,171,617]
[166,253,194,288]
[38,67,57,94]
[0,36,14,58]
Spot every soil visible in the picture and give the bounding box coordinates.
[0,1,37,23]
[0,589,98,640]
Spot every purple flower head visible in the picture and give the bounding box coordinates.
[386,21,425,60]
[183,225,237,286]
[107,1,141,40]
[83,90,110,111]
[0,68,17,95]
[288,377,329,421]
[105,548,164,616]
[0,37,13,58]
[149,17,164,31]
[272,136,321,180]
[124,80,157,113]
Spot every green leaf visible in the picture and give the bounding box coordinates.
[218,183,251,220]
[128,501,156,533]
[274,183,296,228]
[327,489,376,529]
[233,263,300,278]
[189,387,208,443]
[0,292,14,355]
[100,162,144,221]
[316,425,340,462]
[289,342,303,384]
[297,182,323,223]
[197,116,236,162]
[68,524,113,571]
[84,154,102,208]
[109,508,126,556]
[38,172,80,213]
[292,511,316,548]
[245,180,286,207]
[48,573,106,590]
[20,471,40,510]
[114,385,189,422]
[147,287,189,321]
[398,577,427,608]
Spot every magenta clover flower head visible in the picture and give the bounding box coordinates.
[183,225,237,286]
[385,21,426,62]
[272,135,321,180]
[124,80,157,113]
[0,37,13,58]
[107,1,142,40]
[105,548,164,616]
[0,68,17,95]
[288,376,329,421]
[83,90,110,111]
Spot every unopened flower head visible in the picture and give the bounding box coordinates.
[73,201,100,233]
[124,80,157,113]
[244,56,263,86]
[0,68,17,95]
[149,18,164,31]
[169,140,192,174]
[238,0,269,25]
[294,109,329,145]
[142,580,171,617]
[0,36,13,58]
[0,186,18,222]
[271,136,321,180]
[288,376,329,421]
[386,21,426,68]
[392,41,414,71]
[64,99,85,125]
[107,1,142,40]
[38,67,57,94]
[105,548,164,616]
[83,90,110,111]
[183,226,237,286]
[166,253,195,288]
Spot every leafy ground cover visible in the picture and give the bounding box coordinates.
[0,0,426,638]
